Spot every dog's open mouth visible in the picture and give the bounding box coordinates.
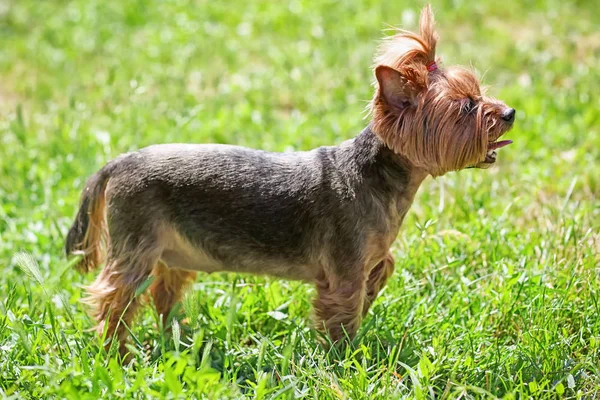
[483,139,513,164]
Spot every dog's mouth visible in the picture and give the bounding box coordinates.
[483,139,513,164]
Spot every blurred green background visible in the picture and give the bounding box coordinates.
[0,0,599,398]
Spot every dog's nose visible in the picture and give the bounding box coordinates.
[501,108,515,123]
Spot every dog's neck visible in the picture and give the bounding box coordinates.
[336,125,428,197]
[332,125,428,240]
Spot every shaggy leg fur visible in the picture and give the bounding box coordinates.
[363,252,395,316]
[85,244,159,356]
[313,274,366,343]
[149,263,197,328]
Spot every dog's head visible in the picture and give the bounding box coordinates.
[370,5,515,177]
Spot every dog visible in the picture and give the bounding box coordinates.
[65,5,515,356]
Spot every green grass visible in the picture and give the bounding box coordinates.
[1,0,599,398]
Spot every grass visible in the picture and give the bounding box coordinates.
[0,0,599,398]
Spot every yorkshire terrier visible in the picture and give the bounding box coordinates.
[65,5,515,356]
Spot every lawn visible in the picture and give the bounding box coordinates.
[1,0,599,398]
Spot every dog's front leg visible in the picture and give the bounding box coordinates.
[313,272,366,343]
[363,252,395,316]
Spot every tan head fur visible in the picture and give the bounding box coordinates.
[370,4,515,177]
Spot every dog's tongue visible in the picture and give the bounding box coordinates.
[488,140,513,151]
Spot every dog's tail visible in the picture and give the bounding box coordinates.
[65,161,119,273]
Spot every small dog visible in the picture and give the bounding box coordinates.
[65,5,514,356]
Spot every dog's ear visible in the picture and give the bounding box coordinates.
[375,65,424,110]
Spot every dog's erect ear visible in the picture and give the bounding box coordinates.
[375,65,424,110]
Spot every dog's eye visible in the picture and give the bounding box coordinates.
[463,98,477,114]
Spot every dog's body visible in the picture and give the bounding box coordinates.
[65,5,515,356]
[93,127,419,280]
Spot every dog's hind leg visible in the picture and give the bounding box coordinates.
[85,239,161,358]
[149,263,197,329]
[362,252,395,316]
